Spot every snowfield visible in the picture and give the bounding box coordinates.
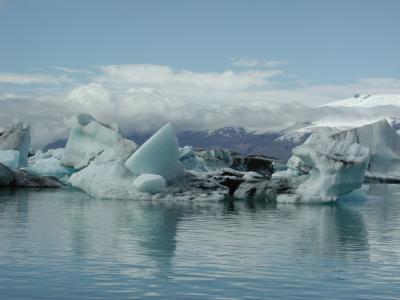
[321,94,400,108]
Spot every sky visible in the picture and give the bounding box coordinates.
[0,0,400,147]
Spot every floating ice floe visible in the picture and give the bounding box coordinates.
[69,161,228,201]
[61,113,137,169]
[24,148,74,179]
[69,161,135,199]
[291,138,370,202]
[178,146,208,172]
[125,123,184,181]
[273,124,373,203]
[0,121,31,167]
[132,174,166,194]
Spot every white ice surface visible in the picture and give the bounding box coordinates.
[69,161,136,199]
[125,123,184,181]
[62,113,137,169]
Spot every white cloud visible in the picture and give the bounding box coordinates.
[232,58,288,68]
[0,72,71,85]
[1,64,400,148]
[95,64,283,91]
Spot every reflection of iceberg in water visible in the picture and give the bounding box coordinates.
[0,189,29,234]
[68,198,92,257]
[223,199,277,214]
[132,203,183,261]
[112,202,189,274]
[291,204,369,260]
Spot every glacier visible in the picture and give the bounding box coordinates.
[62,113,137,169]
[125,123,184,181]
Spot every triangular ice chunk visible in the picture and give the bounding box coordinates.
[125,123,184,181]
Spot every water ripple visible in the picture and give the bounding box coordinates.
[0,185,399,299]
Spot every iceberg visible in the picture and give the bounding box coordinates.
[178,146,208,171]
[0,121,31,167]
[270,122,400,203]
[70,161,227,201]
[30,148,64,161]
[125,123,184,181]
[25,157,73,178]
[195,148,233,170]
[69,161,135,199]
[0,150,20,169]
[287,137,370,202]
[25,148,73,178]
[61,113,137,169]
[331,119,400,178]
[132,174,166,194]
[270,127,371,203]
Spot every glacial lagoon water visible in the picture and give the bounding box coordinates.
[0,185,400,299]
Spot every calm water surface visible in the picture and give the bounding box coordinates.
[0,185,400,299]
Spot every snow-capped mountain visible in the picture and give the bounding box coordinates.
[206,127,249,138]
[321,94,400,108]
[176,127,308,160]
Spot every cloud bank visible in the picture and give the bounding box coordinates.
[1,63,400,148]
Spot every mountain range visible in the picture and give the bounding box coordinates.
[44,94,400,161]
